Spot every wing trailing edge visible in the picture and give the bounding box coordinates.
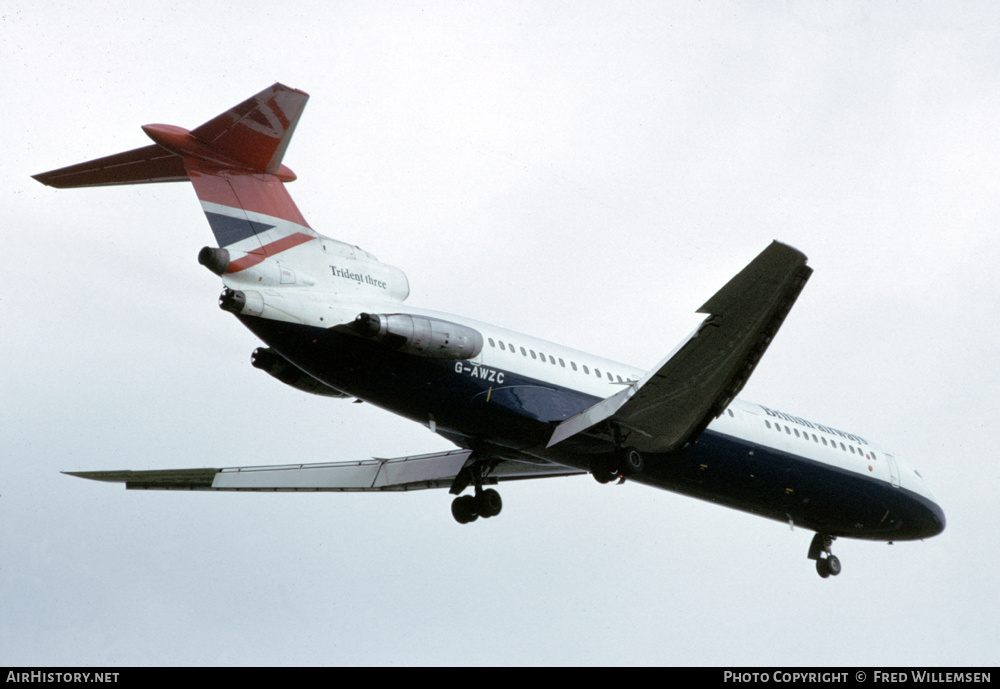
[65,450,585,492]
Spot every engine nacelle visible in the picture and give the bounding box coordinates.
[198,246,230,275]
[251,347,351,398]
[199,246,316,287]
[218,288,265,317]
[353,313,484,360]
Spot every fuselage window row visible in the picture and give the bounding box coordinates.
[763,419,869,459]
[486,336,620,384]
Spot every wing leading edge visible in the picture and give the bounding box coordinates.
[548,241,812,453]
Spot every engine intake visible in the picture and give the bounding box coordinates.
[353,313,483,360]
[198,246,231,275]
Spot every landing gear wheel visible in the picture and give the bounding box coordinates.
[826,554,841,576]
[476,488,503,518]
[451,495,479,524]
[808,533,842,578]
[620,448,644,476]
[591,456,620,484]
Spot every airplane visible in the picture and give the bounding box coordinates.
[34,83,945,578]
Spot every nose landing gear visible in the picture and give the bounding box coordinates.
[808,533,842,578]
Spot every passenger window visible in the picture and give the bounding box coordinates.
[821,437,827,446]
[616,375,623,383]
[571,362,578,371]
[530,350,537,360]
[488,338,495,347]
[508,343,515,352]
[794,429,800,438]
[583,366,590,374]
[849,446,856,454]
[765,420,771,429]
[785,426,791,434]
[595,368,602,378]
[498,341,506,351]
[871,451,877,460]
[559,358,566,368]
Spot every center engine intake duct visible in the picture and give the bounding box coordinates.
[353,313,484,360]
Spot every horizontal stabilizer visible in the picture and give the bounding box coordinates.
[32,144,188,188]
[34,84,307,189]
[65,450,584,492]
[33,83,316,254]
[189,83,308,175]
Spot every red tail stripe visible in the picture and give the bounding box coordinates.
[226,233,315,273]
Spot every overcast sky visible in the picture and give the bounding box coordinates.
[3,0,998,666]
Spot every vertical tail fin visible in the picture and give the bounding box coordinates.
[33,83,317,264]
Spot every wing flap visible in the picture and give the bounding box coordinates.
[65,450,473,492]
[64,450,586,492]
[549,241,812,452]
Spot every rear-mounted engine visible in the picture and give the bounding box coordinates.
[352,313,483,360]
[251,347,350,398]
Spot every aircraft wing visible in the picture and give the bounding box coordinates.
[548,241,812,453]
[65,449,585,492]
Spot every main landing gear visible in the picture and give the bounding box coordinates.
[808,533,842,579]
[451,488,503,524]
[449,456,503,524]
[591,446,644,484]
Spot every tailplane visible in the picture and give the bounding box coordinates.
[33,83,316,260]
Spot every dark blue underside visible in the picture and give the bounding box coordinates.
[239,315,945,542]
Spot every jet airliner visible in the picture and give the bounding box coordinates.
[34,84,945,578]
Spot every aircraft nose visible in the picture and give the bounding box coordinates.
[925,499,946,537]
[907,494,946,540]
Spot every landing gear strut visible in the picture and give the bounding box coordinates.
[808,533,842,578]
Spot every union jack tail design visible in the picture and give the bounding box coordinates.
[33,84,317,272]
